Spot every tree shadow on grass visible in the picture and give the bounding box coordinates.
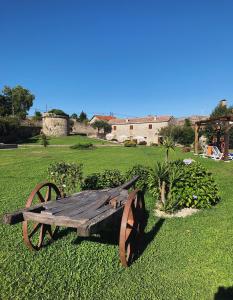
[214,286,233,300]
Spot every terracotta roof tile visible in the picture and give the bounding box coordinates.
[92,115,116,121]
[109,115,172,125]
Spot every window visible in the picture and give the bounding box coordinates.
[149,124,152,129]
[113,126,117,130]
[130,125,133,130]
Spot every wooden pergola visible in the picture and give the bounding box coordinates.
[195,115,233,161]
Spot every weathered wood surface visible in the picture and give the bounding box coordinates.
[2,176,139,226]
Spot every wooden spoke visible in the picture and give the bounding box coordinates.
[37,191,45,203]
[22,182,61,251]
[28,223,42,239]
[119,190,145,267]
[45,186,51,202]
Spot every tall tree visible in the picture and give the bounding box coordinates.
[79,111,88,122]
[1,85,35,118]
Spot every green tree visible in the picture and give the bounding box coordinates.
[0,94,11,116]
[203,102,233,146]
[48,109,68,117]
[70,113,78,119]
[163,136,175,162]
[2,85,35,118]
[79,111,88,122]
[160,123,194,146]
[91,120,112,134]
[32,111,42,121]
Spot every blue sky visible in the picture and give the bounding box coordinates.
[1,0,233,118]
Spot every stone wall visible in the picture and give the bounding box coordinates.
[70,119,98,137]
[42,113,68,136]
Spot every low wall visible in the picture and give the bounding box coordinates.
[0,125,41,143]
[70,120,98,136]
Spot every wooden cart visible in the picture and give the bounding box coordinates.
[2,176,145,267]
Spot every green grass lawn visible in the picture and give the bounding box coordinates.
[19,134,110,145]
[0,146,233,300]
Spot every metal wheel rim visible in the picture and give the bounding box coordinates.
[119,190,145,267]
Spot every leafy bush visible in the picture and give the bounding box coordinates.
[138,140,147,145]
[81,169,125,190]
[125,164,151,192]
[148,160,220,212]
[48,109,68,117]
[124,140,137,147]
[48,162,83,196]
[70,143,95,150]
[0,116,20,137]
[41,133,49,147]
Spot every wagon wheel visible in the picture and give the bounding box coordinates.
[22,182,61,251]
[119,190,145,267]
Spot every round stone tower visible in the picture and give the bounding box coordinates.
[42,113,69,137]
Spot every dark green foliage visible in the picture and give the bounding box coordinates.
[125,164,151,192]
[81,173,101,190]
[32,111,42,121]
[124,140,137,147]
[148,160,220,212]
[41,133,49,147]
[0,117,20,137]
[81,169,125,190]
[138,140,147,145]
[92,120,112,134]
[211,102,233,117]
[70,143,95,150]
[0,85,35,118]
[48,109,68,117]
[160,122,194,146]
[170,162,220,210]
[202,102,233,147]
[70,113,78,119]
[48,162,83,196]
[79,111,88,122]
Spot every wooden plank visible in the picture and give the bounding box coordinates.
[52,193,110,217]
[23,211,88,228]
[72,204,112,220]
[42,197,94,215]
[2,203,45,225]
[77,206,124,236]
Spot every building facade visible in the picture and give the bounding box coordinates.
[109,115,173,145]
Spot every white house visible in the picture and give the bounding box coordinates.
[108,115,174,145]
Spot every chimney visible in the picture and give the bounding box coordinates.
[220,99,227,107]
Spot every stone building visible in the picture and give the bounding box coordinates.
[108,115,173,145]
[42,113,69,136]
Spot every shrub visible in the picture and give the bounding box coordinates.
[48,162,83,196]
[81,169,125,190]
[138,140,147,145]
[124,140,137,147]
[148,160,220,212]
[70,143,95,150]
[41,133,49,147]
[48,109,68,117]
[125,164,151,192]
[0,116,20,137]
[150,142,159,147]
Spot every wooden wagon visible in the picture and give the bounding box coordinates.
[2,176,146,267]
